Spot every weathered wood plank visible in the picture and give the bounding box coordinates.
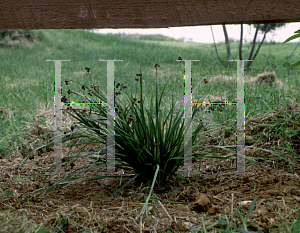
[0,0,299,29]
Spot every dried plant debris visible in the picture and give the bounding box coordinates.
[255,71,277,86]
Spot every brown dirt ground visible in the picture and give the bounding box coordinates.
[1,101,300,232]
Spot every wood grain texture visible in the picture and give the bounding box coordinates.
[0,0,299,29]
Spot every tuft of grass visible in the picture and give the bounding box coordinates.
[21,64,215,199]
[0,210,51,233]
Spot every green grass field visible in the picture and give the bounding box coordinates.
[0,29,299,156]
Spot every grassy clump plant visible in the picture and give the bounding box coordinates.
[63,63,206,186]
[20,61,283,200]
[18,62,297,200]
[20,63,235,199]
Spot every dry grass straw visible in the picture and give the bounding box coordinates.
[255,71,277,86]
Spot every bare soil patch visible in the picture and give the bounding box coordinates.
[0,103,299,232]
